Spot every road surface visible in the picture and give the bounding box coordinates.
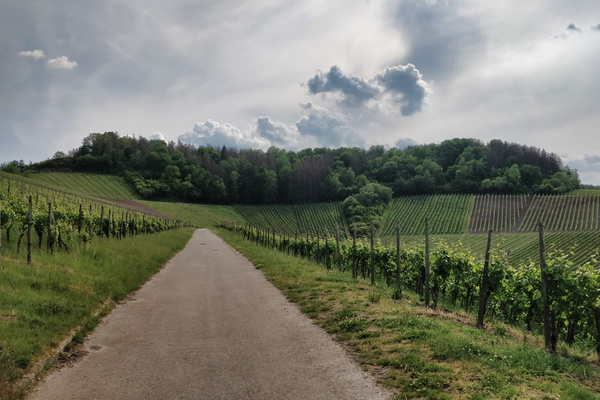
[28,229,391,400]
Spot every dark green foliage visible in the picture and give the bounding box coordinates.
[22,133,579,204]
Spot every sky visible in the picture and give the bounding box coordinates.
[1,0,600,184]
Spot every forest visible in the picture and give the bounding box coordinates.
[6,132,580,205]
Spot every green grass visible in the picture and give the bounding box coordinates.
[216,228,600,399]
[140,201,245,228]
[0,227,194,399]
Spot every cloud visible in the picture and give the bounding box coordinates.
[393,0,484,80]
[46,56,78,70]
[306,64,430,117]
[307,66,379,107]
[377,64,429,116]
[178,119,269,149]
[295,103,364,148]
[394,138,418,149]
[565,22,581,32]
[563,152,600,186]
[148,132,166,142]
[255,117,297,147]
[566,152,600,167]
[592,24,600,31]
[19,49,45,59]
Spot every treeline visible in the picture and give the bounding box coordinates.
[23,133,579,205]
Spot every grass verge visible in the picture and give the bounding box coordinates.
[0,227,194,399]
[216,228,600,400]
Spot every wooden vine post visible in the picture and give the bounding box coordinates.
[88,205,93,239]
[594,308,600,360]
[352,224,357,279]
[99,206,104,236]
[47,202,53,253]
[315,229,320,262]
[0,197,3,250]
[77,204,83,233]
[424,218,430,307]
[392,222,402,300]
[27,195,32,265]
[370,222,375,285]
[335,225,342,271]
[324,228,330,269]
[538,221,556,353]
[476,229,493,328]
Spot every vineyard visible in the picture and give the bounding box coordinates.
[2,169,600,399]
[0,174,181,265]
[220,221,600,362]
[379,194,472,236]
[2,172,140,201]
[468,195,531,233]
[519,195,600,232]
[234,202,348,237]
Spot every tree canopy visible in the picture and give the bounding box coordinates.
[23,133,580,204]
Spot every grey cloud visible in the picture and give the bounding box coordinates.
[393,0,484,80]
[568,153,600,166]
[306,64,430,116]
[255,117,295,146]
[307,66,379,107]
[564,153,600,185]
[395,137,418,149]
[377,64,427,116]
[565,23,581,32]
[593,24,600,31]
[296,104,364,148]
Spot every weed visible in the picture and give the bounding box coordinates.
[368,290,382,303]
[337,318,369,333]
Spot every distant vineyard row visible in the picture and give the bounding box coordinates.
[234,193,600,237]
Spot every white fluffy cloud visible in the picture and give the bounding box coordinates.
[19,49,45,59]
[148,132,166,142]
[46,56,78,70]
[178,119,270,149]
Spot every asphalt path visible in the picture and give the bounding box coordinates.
[28,229,391,400]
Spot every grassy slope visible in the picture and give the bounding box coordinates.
[140,201,245,228]
[0,228,194,399]
[22,172,139,200]
[216,228,600,400]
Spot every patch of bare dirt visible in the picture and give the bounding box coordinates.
[55,345,89,369]
[96,197,171,219]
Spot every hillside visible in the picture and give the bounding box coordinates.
[1,171,598,400]
[13,133,581,205]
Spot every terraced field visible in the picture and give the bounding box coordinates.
[5,171,600,271]
[378,194,472,236]
[24,172,140,200]
[234,202,348,237]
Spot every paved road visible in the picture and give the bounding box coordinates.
[28,229,391,400]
